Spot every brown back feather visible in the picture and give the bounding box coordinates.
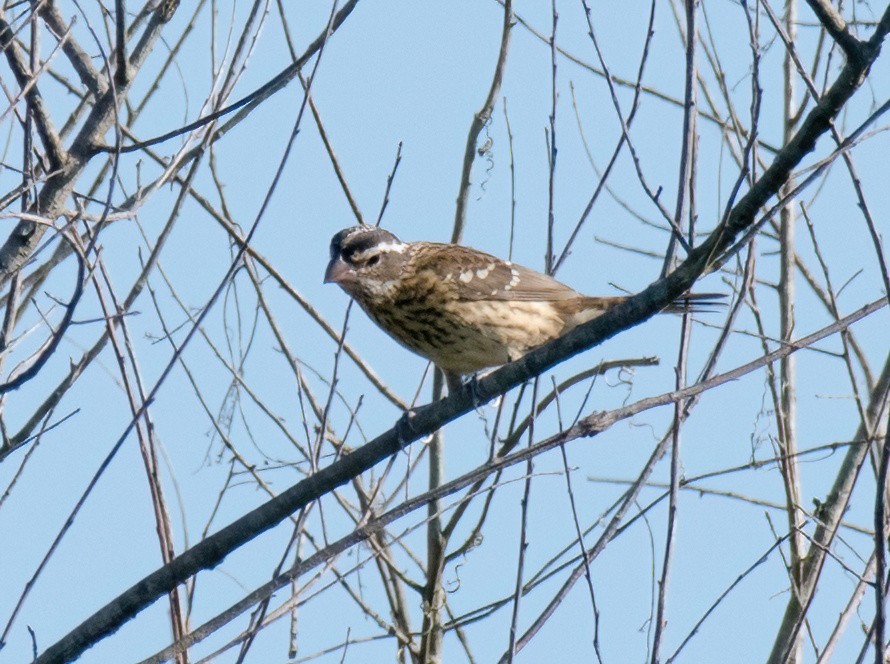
[412,242,726,311]
[413,244,583,302]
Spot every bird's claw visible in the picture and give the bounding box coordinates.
[397,409,418,445]
[465,373,484,409]
[447,372,485,408]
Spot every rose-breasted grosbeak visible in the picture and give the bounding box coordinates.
[325,225,719,392]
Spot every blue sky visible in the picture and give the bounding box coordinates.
[1,1,889,662]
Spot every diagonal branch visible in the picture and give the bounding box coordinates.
[0,12,67,170]
[39,2,106,96]
[0,2,176,281]
[130,298,887,664]
[804,0,865,60]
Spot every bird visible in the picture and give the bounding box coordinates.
[324,225,720,394]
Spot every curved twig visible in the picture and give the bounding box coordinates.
[451,0,513,243]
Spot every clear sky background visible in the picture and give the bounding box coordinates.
[1,1,889,662]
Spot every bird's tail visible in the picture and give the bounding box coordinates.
[663,292,727,314]
[565,292,725,329]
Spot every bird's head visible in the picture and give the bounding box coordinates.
[324,225,409,299]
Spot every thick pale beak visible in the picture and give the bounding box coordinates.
[324,257,352,285]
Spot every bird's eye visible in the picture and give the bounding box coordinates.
[366,255,380,267]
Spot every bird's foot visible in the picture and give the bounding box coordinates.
[445,372,486,409]
[465,373,485,409]
[444,371,463,398]
[397,409,419,446]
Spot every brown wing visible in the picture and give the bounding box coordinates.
[413,243,582,302]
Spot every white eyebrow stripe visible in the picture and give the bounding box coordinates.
[349,241,407,263]
[374,242,407,253]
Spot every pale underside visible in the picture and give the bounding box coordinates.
[348,240,618,374]
[361,290,608,374]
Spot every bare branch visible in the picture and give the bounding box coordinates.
[451,0,512,243]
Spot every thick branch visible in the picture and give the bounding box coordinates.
[804,0,864,60]
[0,4,175,280]
[105,299,889,664]
[0,14,67,170]
[39,3,106,96]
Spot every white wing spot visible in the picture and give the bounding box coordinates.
[459,271,474,283]
[505,267,521,290]
[476,262,496,280]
